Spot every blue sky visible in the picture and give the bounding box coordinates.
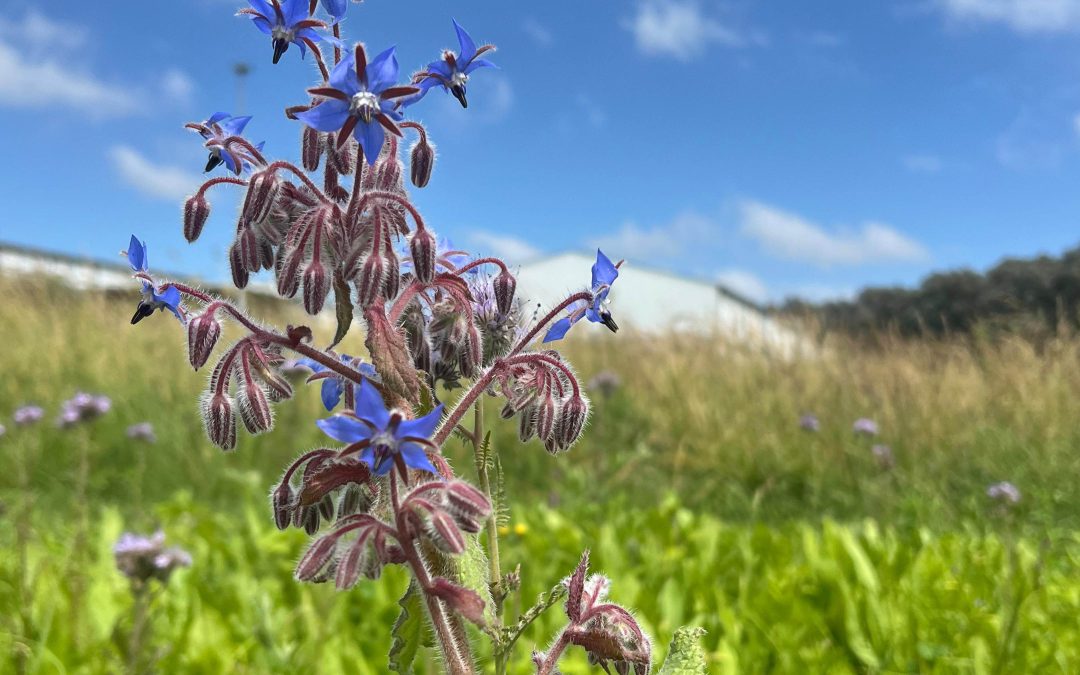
[4,0,1080,303]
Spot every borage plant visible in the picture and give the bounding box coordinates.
[125,2,702,673]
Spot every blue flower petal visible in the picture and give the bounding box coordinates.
[320,378,344,411]
[591,249,618,289]
[543,316,575,343]
[220,149,239,174]
[251,15,273,34]
[355,119,385,166]
[585,306,602,324]
[155,284,181,308]
[282,0,309,26]
[294,357,325,373]
[295,99,350,132]
[425,60,453,79]
[220,115,252,136]
[359,446,381,472]
[316,415,372,443]
[207,111,231,125]
[249,0,275,19]
[401,443,439,475]
[452,19,477,64]
[365,46,399,93]
[396,404,444,442]
[320,0,347,20]
[329,53,358,93]
[354,380,391,429]
[463,58,497,75]
[127,235,146,272]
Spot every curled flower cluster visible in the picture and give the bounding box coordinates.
[114,531,192,584]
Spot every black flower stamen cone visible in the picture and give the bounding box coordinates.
[130,302,155,325]
[272,37,289,64]
[451,83,468,108]
[600,310,619,333]
[204,153,223,172]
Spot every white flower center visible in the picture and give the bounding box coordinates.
[350,91,380,123]
[450,71,468,88]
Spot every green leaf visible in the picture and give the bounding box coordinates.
[328,272,353,350]
[388,580,425,675]
[455,534,497,624]
[658,627,708,675]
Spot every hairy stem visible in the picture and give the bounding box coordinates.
[473,402,502,616]
[508,291,592,356]
[536,630,572,675]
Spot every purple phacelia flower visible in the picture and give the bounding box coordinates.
[544,249,621,343]
[239,0,336,64]
[414,19,497,109]
[186,112,265,175]
[800,414,820,432]
[57,392,111,428]
[293,354,379,411]
[13,405,44,426]
[987,481,1021,505]
[127,422,157,444]
[297,44,419,165]
[316,380,443,476]
[852,418,879,437]
[114,531,191,583]
[871,444,894,469]
[126,235,184,324]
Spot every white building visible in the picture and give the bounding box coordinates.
[514,251,808,355]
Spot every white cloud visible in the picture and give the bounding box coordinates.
[624,0,762,61]
[588,212,717,261]
[522,18,553,47]
[0,10,87,54]
[109,146,203,202]
[715,268,768,304]
[901,154,943,173]
[739,200,929,267]
[468,231,541,263]
[161,69,195,102]
[936,0,1080,32]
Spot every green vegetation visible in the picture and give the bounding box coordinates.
[2,279,1079,673]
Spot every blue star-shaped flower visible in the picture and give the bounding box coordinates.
[415,19,497,109]
[293,354,379,411]
[543,249,620,343]
[186,112,265,175]
[296,44,419,165]
[126,235,183,325]
[316,380,444,476]
[318,0,347,22]
[240,0,336,64]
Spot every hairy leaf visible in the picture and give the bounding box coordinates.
[658,627,707,675]
[388,580,425,675]
[328,271,353,350]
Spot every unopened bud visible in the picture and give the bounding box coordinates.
[294,534,338,581]
[445,481,491,533]
[356,253,386,307]
[459,324,483,378]
[493,270,517,316]
[303,262,330,315]
[277,247,304,298]
[536,395,557,441]
[334,536,373,590]
[238,229,261,273]
[383,248,401,299]
[317,493,335,521]
[238,382,273,435]
[302,126,323,172]
[557,394,589,450]
[424,509,466,555]
[271,481,295,531]
[409,229,437,284]
[242,171,278,226]
[377,158,402,192]
[410,138,435,188]
[331,133,355,175]
[183,193,210,243]
[301,505,321,535]
[229,243,249,289]
[337,483,373,518]
[518,405,538,442]
[429,577,486,625]
[187,312,222,370]
[203,392,237,451]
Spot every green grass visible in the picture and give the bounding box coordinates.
[2,278,1080,673]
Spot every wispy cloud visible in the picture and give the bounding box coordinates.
[623,0,764,61]
[161,68,195,103]
[0,11,136,117]
[901,154,943,173]
[522,18,554,47]
[935,0,1080,32]
[109,146,203,201]
[739,200,929,267]
[468,231,541,264]
[588,212,717,261]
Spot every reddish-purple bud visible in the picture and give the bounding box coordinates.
[377,158,402,192]
[566,550,590,622]
[238,382,273,434]
[271,481,295,531]
[493,270,517,316]
[277,247,304,298]
[202,392,237,451]
[337,483,374,518]
[536,395,558,441]
[294,534,338,581]
[303,262,330,315]
[424,510,466,555]
[410,138,435,188]
[518,405,538,442]
[302,126,323,172]
[317,493,335,521]
[242,171,278,225]
[258,238,275,271]
[459,324,483,378]
[429,577,486,625]
[238,229,261,273]
[383,246,401,299]
[444,481,491,533]
[262,372,294,402]
[356,253,386,307]
[187,312,222,370]
[409,229,437,284]
[558,394,590,450]
[229,243,249,289]
[334,537,371,590]
[331,133,355,175]
[183,193,210,243]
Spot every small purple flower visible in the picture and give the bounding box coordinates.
[871,444,894,469]
[239,0,336,64]
[588,371,622,398]
[126,235,183,325]
[185,112,265,175]
[57,392,111,428]
[316,380,443,476]
[293,354,379,411]
[987,481,1021,505]
[13,405,44,426]
[414,19,497,109]
[544,249,621,343]
[852,418,879,437]
[297,44,419,165]
[114,531,191,583]
[799,414,820,432]
[127,422,157,444]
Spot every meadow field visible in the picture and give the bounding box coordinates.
[3,277,1080,673]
